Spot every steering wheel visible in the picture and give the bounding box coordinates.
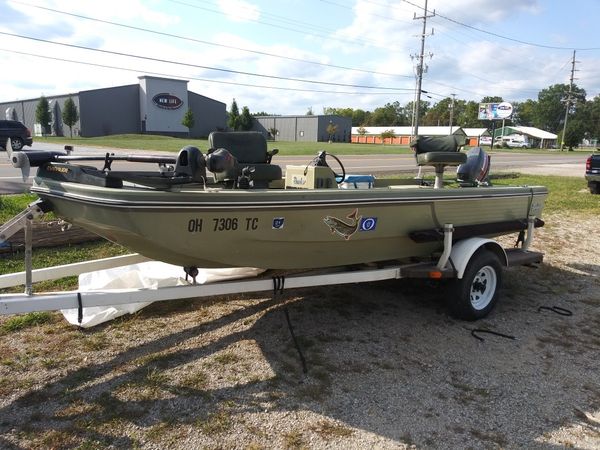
[309,151,346,184]
[327,152,346,184]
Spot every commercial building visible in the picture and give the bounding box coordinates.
[252,115,352,142]
[0,76,227,138]
[351,126,468,145]
[493,126,558,148]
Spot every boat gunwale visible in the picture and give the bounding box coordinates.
[30,183,548,210]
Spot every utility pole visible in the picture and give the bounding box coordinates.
[411,0,435,140]
[411,0,434,179]
[448,93,456,135]
[560,50,577,151]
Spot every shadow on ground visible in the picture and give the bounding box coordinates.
[0,262,598,449]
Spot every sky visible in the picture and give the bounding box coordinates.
[1,0,600,116]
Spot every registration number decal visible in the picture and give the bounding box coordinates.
[187,217,259,233]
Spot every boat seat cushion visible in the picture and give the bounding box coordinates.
[209,131,270,163]
[417,151,467,166]
[208,131,282,186]
[411,135,467,154]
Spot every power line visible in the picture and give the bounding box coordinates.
[401,0,600,51]
[166,0,386,50]
[0,31,413,91]
[11,0,411,79]
[0,48,412,96]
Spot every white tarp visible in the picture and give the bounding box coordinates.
[61,261,264,328]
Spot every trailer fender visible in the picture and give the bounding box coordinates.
[449,238,508,279]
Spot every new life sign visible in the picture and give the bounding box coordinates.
[152,93,183,110]
[478,102,513,120]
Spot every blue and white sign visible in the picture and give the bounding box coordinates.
[359,217,377,231]
[272,217,285,229]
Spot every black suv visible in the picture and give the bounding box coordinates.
[0,120,33,151]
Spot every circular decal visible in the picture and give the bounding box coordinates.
[360,217,377,231]
[496,102,513,119]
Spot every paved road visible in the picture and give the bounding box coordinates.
[0,143,589,194]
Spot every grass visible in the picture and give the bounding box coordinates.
[0,240,130,293]
[0,311,54,333]
[35,134,412,155]
[0,193,44,223]
[492,174,599,214]
[35,134,596,156]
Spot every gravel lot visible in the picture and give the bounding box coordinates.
[0,166,598,449]
[0,209,598,449]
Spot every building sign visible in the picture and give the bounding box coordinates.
[152,93,183,110]
[478,102,513,120]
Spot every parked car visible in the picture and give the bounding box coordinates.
[0,120,33,151]
[495,135,531,148]
[585,153,600,194]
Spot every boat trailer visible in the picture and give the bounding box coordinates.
[0,202,543,322]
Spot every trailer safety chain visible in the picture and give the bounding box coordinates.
[514,230,525,248]
[272,275,285,295]
[77,292,83,326]
[538,306,573,316]
[470,328,516,342]
[272,276,308,375]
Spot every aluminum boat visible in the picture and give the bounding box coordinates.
[9,132,547,271]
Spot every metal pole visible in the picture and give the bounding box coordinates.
[448,93,455,135]
[412,0,434,179]
[24,217,33,295]
[561,50,576,151]
[412,0,433,140]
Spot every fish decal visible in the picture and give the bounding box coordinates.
[323,209,362,240]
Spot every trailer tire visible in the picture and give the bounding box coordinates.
[589,182,600,195]
[449,249,502,321]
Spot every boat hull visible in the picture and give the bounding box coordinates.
[31,178,547,269]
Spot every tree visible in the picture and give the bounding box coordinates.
[405,100,430,127]
[238,106,253,131]
[461,100,481,127]
[35,95,51,135]
[368,101,407,126]
[352,109,370,126]
[228,99,240,130]
[380,129,396,144]
[326,122,338,142]
[306,106,314,115]
[512,99,537,127]
[536,84,586,132]
[423,97,453,126]
[182,109,195,136]
[268,127,278,140]
[356,126,368,135]
[61,97,79,138]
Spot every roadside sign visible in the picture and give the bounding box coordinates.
[478,102,513,120]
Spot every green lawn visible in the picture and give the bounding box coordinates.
[35,134,594,156]
[491,174,598,214]
[35,135,412,155]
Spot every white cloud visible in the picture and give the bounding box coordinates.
[217,0,260,23]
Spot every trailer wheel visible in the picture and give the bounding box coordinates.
[449,249,502,321]
[590,182,600,195]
